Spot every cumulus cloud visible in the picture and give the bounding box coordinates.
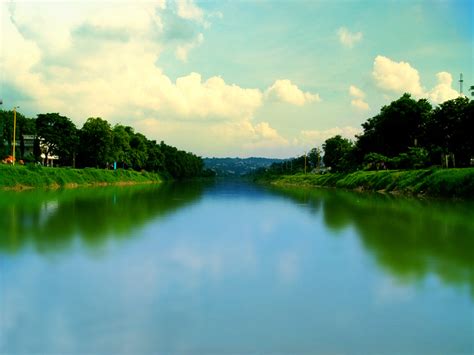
[176,0,204,23]
[299,126,361,146]
[251,122,289,147]
[337,27,363,48]
[349,85,369,110]
[131,118,290,158]
[176,33,204,61]
[171,73,263,119]
[351,99,370,110]
[265,80,321,106]
[0,2,264,124]
[372,55,461,104]
[427,72,460,103]
[349,85,364,98]
[210,121,289,151]
[0,1,325,157]
[373,55,424,96]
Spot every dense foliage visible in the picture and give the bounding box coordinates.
[257,94,473,176]
[0,111,211,179]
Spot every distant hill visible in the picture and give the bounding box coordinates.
[203,157,286,177]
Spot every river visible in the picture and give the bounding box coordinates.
[0,181,472,354]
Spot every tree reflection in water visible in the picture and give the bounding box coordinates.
[0,182,208,255]
[268,186,474,298]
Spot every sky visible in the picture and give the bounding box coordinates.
[0,0,472,158]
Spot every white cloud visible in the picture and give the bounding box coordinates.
[251,122,289,147]
[210,121,289,151]
[351,99,370,110]
[349,85,369,110]
[1,2,263,125]
[337,27,363,48]
[176,0,204,23]
[372,55,424,96]
[176,32,204,61]
[133,117,290,157]
[349,85,365,98]
[265,80,321,106]
[299,126,361,146]
[171,73,263,120]
[372,55,461,104]
[0,1,332,158]
[427,72,460,104]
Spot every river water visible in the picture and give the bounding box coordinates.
[0,181,472,354]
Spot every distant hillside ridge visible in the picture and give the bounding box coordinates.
[204,157,286,177]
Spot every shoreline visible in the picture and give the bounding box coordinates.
[2,180,159,191]
[0,165,162,191]
[255,168,474,199]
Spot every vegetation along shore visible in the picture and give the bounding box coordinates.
[0,108,214,189]
[253,94,473,198]
[0,164,162,190]
[257,168,474,199]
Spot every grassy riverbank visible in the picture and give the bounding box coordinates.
[0,164,161,190]
[259,168,474,198]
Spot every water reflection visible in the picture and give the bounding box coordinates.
[269,186,474,297]
[0,182,207,254]
[1,181,472,354]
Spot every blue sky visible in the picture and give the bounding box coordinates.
[0,0,472,157]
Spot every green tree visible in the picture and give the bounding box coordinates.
[111,124,132,168]
[36,113,78,166]
[145,140,165,172]
[0,109,34,160]
[424,97,473,167]
[308,147,321,169]
[356,93,432,159]
[78,117,113,168]
[323,135,354,172]
[129,132,148,170]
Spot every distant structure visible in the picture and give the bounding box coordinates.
[459,73,463,95]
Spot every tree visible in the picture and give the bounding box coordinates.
[36,113,78,166]
[145,140,165,172]
[78,117,113,168]
[111,125,132,168]
[129,132,148,170]
[424,97,472,167]
[356,93,432,159]
[307,147,321,169]
[323,135,354,172]
[0,109,34,160]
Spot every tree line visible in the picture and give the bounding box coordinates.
[261,94,473,175]
[0,111,213,179]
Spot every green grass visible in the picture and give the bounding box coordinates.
[0,164,162,189]
[266,168,474,198]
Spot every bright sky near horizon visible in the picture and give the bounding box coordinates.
[0,0,472,158]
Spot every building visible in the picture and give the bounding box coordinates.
[22,134,36,158]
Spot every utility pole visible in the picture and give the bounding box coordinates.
[304,151,307,174]
[459,73,463,95]
[12,106,19,165]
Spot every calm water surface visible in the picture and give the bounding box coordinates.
[0,181,473,354]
